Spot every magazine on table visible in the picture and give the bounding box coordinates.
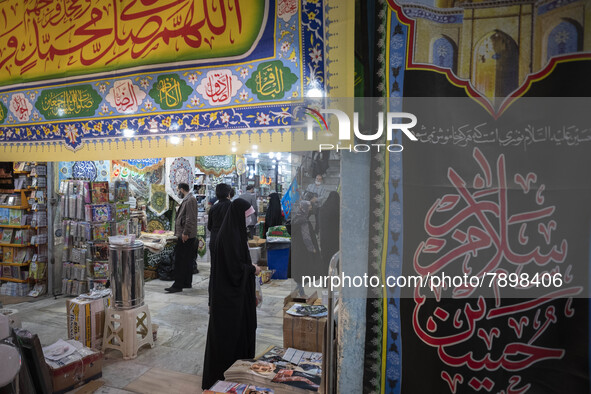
[225,346,322,394]
[285,304,328,318]
[206,380,274,394]
[271,370,320,391]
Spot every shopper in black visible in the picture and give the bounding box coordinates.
[206,183,232,306]
[319,191,340,276]
[202,198,261,390]
[263,192,283,238]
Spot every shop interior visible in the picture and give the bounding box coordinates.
[0,150,340,393]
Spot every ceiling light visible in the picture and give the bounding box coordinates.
[307,88,323,98]
[123,129,135,138]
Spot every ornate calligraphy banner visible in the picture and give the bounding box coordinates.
[0,0,267,86]
[166,157,196,203]
[357,0,591,393]
[0,0,336,159]
[149,184,170,217]
[58,160,111,182]
[36,86,102,120]
[195,155,236,176]
[399,99,591,393]
[111,159,165,199]
[362,0,591,392]
[116,159,165,174]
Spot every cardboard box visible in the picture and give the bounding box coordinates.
[283,301,327,353]
[247,236,266,248]
[45,342,103,394]
[283,290,319,308]
[66,297,110,350]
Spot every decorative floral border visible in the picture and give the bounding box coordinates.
[0,0,326,152]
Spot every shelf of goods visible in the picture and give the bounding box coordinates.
[58,178,133,296]
[0,162,48,297]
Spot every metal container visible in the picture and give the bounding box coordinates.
[108,241,145,310]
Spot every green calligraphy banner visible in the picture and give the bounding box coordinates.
[35,85,102,120]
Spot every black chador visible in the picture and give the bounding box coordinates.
[202,198,257,390]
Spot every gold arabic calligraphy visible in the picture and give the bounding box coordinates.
[158,78,183,108]
[256,64,285,98]
[41,90,95,117]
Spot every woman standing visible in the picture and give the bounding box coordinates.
[289,201,320,293]
[202,198,261,390]
[319,191,340,275]
[206,183,232,306]
[263,192,283,238]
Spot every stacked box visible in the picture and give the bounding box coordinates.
[282,291,326,353]
[66,296,110,350]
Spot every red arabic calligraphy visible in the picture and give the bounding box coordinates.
[106,79,146,114]
[412,148,578,393]
[414,148,567,300]
[0,0,249,81]
[9,93,32,121]
[196,69,242,105]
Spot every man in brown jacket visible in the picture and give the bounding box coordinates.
[165,182,198,293]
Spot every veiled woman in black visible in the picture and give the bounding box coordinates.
[263,192,283,238]
[206,183,232,306]
[289,201,320,293]
[319,191,340,275]
[202,198,260,390]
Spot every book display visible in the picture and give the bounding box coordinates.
[58,179,133,295]
[0,162,41,296]
[58,179,96,296]
[29,162,49,297]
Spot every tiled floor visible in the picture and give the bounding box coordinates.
[6,260,297,393]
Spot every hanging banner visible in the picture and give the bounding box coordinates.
[166,157,196,203]
[195,155,236,176]
[148,184,170,217]
[111,159,165,199]
[236,156,247,175]
[0,0,267,86]
[115,159,165,174]
[58,161,110,182]
[363,0,591,392]
[0,0,336,160]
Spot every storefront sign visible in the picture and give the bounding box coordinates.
[0,0,339,160]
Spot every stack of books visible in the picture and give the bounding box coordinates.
[0,282,30,296]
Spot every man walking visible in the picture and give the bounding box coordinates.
[165,183,198,293]
[238,185,258,238]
